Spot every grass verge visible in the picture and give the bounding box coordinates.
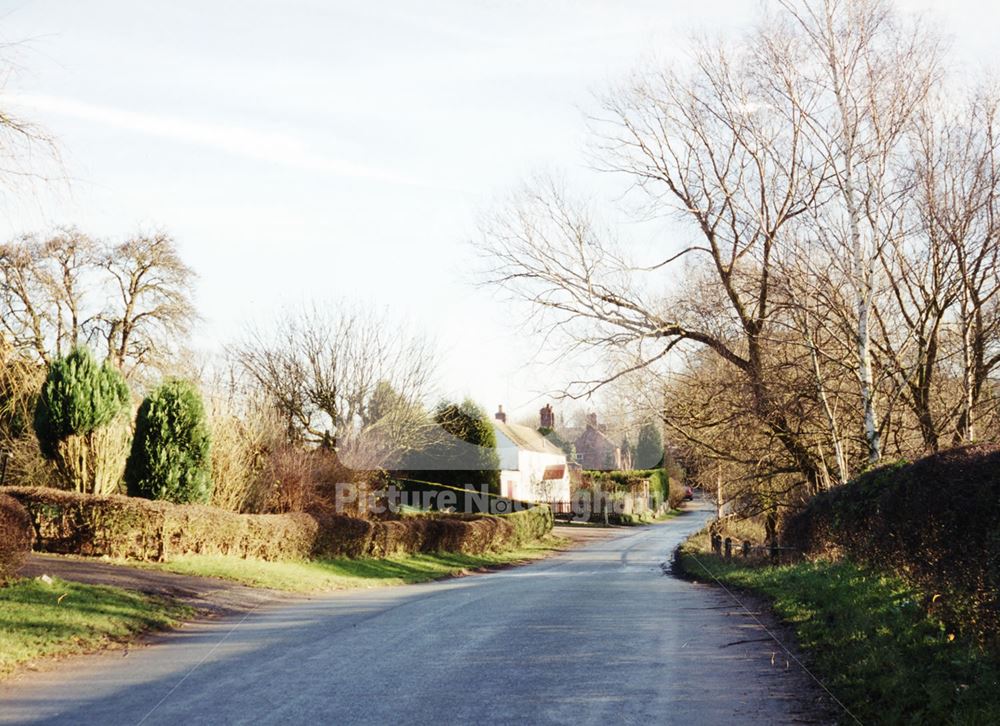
[128,534,570,593]
[0,577,192,678]
[677,533,1000,725]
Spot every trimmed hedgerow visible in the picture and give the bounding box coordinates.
[502,505,554,547]
[4,486,553,563]
[783,444,1000,649]
[0,494,33,581]
[5,486,316,561]
[126,379,212,504]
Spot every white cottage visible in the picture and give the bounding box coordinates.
[491,408,571,510]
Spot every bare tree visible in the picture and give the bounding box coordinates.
[0,230,197,378]
[913,90,1000,444]
[97,232,198,377]
[0,54,63,206]
[484,21,830,492]
[0,229,100,363]
[778,0,941,462]
[232,304,437,469]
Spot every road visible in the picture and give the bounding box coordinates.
[1,505,831,725]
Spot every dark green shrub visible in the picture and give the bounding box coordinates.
[634,422,664,469]
[32,347,131,493]
[783,445,1000,648]
[538,426,574,458]
[396,477,533,515]
[404,399,500,494]
[126,379,212,504]
[502,505,554,546]
[0,493,32,582]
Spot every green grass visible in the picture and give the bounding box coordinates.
[678,538,1000,725]
[129,535,570,593]
[0,577,192,678]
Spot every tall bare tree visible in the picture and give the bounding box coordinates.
[777,0,941,463]
[485,22,830,492]
[98,232,198,376]
[0,230,197,378]
[232,304,437,469]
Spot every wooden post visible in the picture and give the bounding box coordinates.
[711,533,722,556]
[770,539,779,561]
[742,540,751,558]
[724,537,732,560]
[716,468,723,519]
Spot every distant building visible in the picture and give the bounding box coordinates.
[573,413,622,471]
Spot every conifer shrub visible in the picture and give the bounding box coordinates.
[33,348,131,494]
[125,379,212,504]
[404,399,501,495]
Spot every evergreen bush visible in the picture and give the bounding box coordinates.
[405,399,500,494]
[32,348,131,493]
[634,422,664,469]
[125,379,212,504]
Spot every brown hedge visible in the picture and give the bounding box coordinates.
[0,494,33,582]
[782,444,1000,647]
[2,487,552,563]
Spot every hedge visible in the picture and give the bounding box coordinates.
[584,468,685,509]
[2,486,553,563]
[782,444,1000,648]
[0,494,32,581]
[4,486,317,562]
[395,477,534,514]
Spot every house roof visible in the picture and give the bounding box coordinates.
[574,424,617,448]
[492,421,566,457]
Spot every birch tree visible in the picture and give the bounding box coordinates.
[779,0,940,462]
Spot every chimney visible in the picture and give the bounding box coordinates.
[495,405,507,423]
[539,404,555,430]
[586,412,598,429]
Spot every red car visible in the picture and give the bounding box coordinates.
[683,485,694,501]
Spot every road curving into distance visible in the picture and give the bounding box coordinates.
[0,502,833,725]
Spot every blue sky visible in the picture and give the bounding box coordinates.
[0,0,996,420]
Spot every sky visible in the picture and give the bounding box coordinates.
[0,0,996,423]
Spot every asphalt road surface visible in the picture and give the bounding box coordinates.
[1,505,832,725]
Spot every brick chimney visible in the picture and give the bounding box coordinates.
[586,412,598,429]
[495,405,507,423]
[539,404,555,429]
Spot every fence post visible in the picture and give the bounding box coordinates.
[742,540,750,558]
[770,539,779,561]
[711,533,722,556]
[724,537,732,560]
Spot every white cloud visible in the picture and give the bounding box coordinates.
[7,93,425,187]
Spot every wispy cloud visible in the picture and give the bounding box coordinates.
[8,93,425,187]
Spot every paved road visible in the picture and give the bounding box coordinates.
[1,506,831,725]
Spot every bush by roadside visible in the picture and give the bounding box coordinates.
[782,443,1000,648]
[582,468,687,512]
[3,486,553,563]
[675,535,1000,725]
[0,494,32,581]
[4,486,317,562]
